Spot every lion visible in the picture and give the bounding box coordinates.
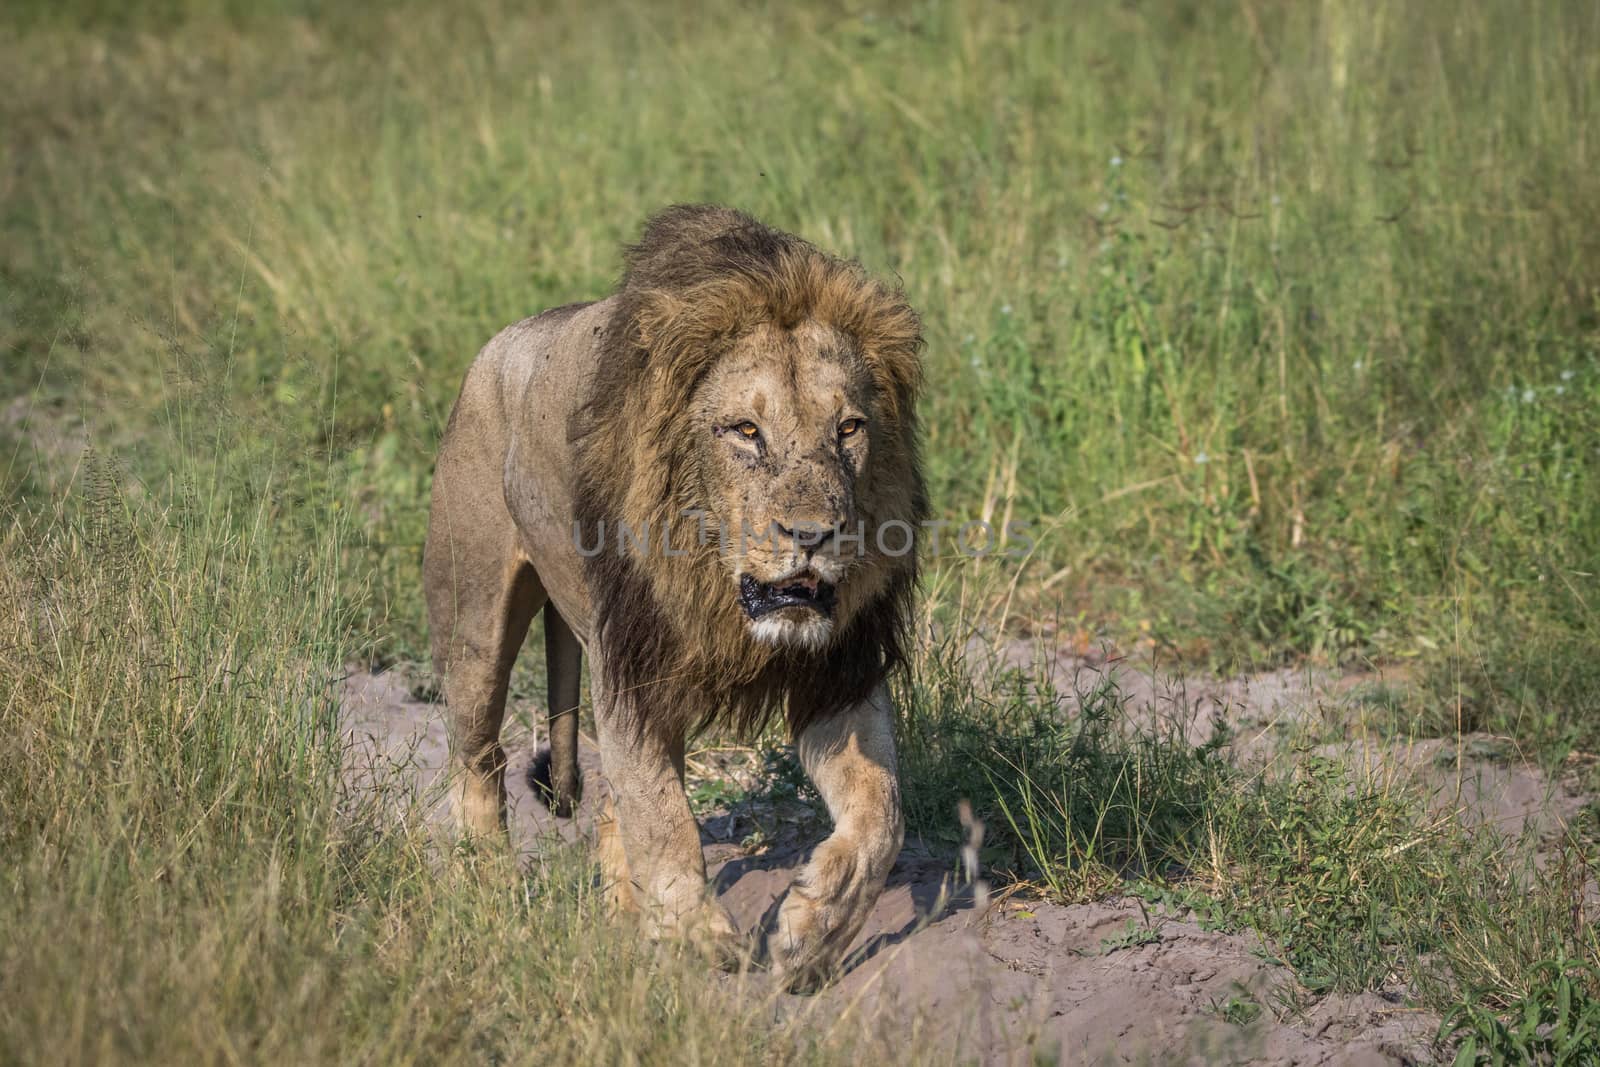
[423,204,926,991]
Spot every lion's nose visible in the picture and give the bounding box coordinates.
[774,520,835,551]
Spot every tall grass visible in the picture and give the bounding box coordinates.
[5,0,1596,742]
[0,448,877,1063]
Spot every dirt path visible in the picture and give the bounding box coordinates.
[722,855,1433,1065]
[340,664,1511,1064]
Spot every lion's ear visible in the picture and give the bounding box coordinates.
[634,278,758,384]
[633,288,692,357]
[857,290,923,425]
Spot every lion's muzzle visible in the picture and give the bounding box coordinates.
[738,572,837,619]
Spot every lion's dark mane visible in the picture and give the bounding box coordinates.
[569,204,926,739]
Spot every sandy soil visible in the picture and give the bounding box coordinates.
[333,658,1598,1065]
[970,636,1593,843]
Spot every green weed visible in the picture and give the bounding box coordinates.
[1210,987,1265,1028]
[1099,919,1163,955]
[1440,955,1600,1067]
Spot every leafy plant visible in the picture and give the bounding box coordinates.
[1100,919,1163,954]
[1440,955,1600,1066]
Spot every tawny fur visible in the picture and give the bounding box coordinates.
[423,204,922,990]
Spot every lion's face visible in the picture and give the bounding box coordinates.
[576,206,924,729]
[692,320,881,651]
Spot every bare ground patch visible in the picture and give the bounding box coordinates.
[332,648,1600,1065]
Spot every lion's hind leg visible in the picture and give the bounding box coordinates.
[433,561,542,837]
[424,462,545,838]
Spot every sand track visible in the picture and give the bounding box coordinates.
[335,664,1518,1064]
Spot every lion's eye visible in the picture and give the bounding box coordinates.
[732,421,761,440]
[838,418,865,439]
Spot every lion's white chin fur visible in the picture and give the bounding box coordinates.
[749,612,834,651]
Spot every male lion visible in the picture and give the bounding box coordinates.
[423,204,925,991]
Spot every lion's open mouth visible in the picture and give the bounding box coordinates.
[739,572,837,619]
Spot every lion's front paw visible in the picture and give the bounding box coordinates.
[770,887,858,993]
[644,895,748,973]
[453,767,508,838]
[679,901,749,973]
[768,839,877,993]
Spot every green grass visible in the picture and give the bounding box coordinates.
[0,463,876,1064]
[6,0,1597,728]
[0,371,868,1064]
[897,635,1600,1057]
[4,0,1599,1061]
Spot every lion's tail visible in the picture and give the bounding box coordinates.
[530,603,583,818]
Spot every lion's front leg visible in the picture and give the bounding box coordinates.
[593,695,739,951]
[771,684,904,993]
